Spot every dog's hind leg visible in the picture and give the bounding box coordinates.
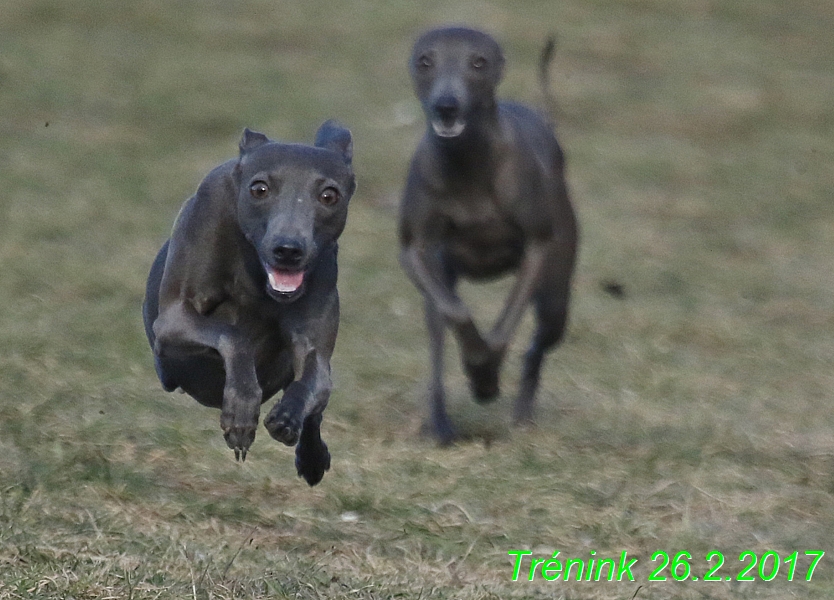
[463,241,548,403]
[295,412,331,486]
[425,297,458,445]
[143,240,180,392]
[514,249,573,424]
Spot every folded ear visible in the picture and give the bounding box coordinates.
[314,120,353,166]
[239,128,270,155]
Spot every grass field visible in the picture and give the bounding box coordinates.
[1,0,833,598]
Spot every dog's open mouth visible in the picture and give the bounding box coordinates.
[266,267,305,295]
[432,119,466,138]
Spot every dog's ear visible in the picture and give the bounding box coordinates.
[239,128,270,154]
[314,120,353,166]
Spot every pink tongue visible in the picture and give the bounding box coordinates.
[268,269,304,293]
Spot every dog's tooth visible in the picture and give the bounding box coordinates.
[267,268,304,293]
[432,120,466,138]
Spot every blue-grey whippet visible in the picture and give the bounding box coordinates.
[399,27,578,444]
[143,122,355,485]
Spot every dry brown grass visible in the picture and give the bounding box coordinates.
[1,0,833,598]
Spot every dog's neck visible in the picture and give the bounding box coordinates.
[427,109,503,182]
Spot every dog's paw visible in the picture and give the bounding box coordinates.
[419,409,458,446]
[295,438,331,486]
[220,413,258,461]
[264,407,302,446]
[265,412,301,446]
[435,421,459,447]
[220,386,261,461]
[463,354,502,402]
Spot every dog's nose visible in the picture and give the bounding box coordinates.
[433,95,460,121]
[272,239,305,267]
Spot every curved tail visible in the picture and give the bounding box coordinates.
[538,34,560,127]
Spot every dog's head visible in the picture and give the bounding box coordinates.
[410,26,505,140]
[234,122,355,303]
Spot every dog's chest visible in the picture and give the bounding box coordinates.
[440,195,524,276]
[442,193,517,239]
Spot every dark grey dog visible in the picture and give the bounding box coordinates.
[143,122,355,485]
[399,27,578,444]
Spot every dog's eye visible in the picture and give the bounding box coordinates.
[471,56,487,70]
[249,181,269,199]
[319,187,340,206]
[417,54,433,70]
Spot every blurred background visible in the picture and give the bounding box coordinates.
[1,0,832,598]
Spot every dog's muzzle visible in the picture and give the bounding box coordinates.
[263,239,308,301]
[431,94,466,138]
[267,267,304,294]
[432,120,466,138]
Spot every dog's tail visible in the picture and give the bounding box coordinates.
[538,34,560,127]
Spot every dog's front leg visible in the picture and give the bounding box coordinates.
[399,244,491,359]
[401,243,505,400]
[488,240,548,351]
[153,301,261,460]
[264,335,332,485]
[264,335,330,445]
